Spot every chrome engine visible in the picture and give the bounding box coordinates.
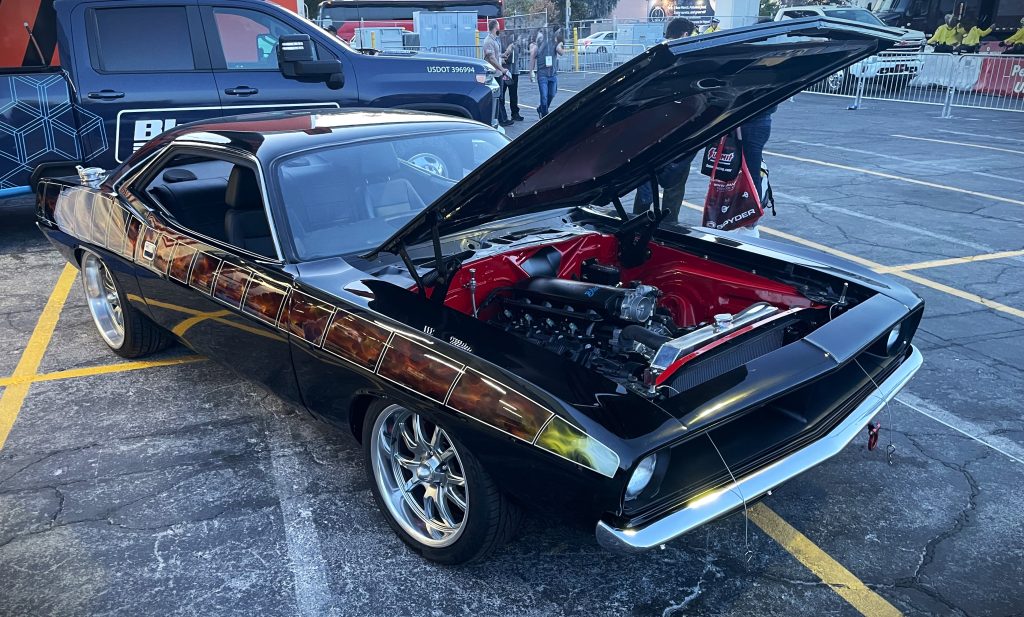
[489,276,792,397]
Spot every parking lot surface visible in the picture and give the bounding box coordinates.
[1,80,1023,616]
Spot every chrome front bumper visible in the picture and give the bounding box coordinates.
[596,346,923,553]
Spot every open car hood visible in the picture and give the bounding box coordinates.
[369,17,901,256]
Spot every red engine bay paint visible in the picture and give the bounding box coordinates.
[429,233,813,326]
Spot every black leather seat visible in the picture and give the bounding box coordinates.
[361,142,425,219]
[150,170,230,240]
[224,166,275,258]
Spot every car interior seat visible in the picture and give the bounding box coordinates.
[224,165,275,258]
[361,142,425,220]
[150,169,232,240]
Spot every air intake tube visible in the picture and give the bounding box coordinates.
[620,325,671,351]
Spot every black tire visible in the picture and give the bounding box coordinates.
[79,250,173,359]
[362,400,522,564]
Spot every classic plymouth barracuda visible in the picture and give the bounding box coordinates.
[37,18,923,563]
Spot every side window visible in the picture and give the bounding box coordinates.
[210,7,310,70]
[142,152,278,259]
[90,7,195,72]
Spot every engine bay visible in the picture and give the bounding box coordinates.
[428,233,838,398]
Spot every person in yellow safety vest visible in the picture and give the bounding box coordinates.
[701,17,720,34]
[958,20,992,53]
[928,14,965,53]
[1000,17,1024,54]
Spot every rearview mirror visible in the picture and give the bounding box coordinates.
[277,34,345,89]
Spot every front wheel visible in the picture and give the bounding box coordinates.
[364,402,521,564]
[80,251,172,358]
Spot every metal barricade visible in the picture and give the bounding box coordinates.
[805,51,1024,114]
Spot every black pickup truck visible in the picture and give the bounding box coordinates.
[0,0,499,199]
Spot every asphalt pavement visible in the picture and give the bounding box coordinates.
[1,80,1022,617]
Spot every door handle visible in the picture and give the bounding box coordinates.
[87,89,125,100]
[224,86,259,96]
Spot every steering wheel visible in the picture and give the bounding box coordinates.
[408,153,449,178]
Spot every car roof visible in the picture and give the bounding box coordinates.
[148,108,485,162]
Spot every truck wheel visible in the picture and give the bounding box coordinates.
[364,401,522,564]
[80,251,172,358]
[824,68,850,94]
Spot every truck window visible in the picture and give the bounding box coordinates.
[89,7,196,72]
[210,7,307,70]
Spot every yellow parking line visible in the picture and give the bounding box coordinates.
[749,504,902,617]
[0,264,77,449]
[0,356,205,388]
[764,151,1024,208]
[891,134,1024,156]
[680,202,1024,321]
[874,249,1024,273]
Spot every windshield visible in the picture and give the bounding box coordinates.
[275,129,507,260]
[824,8,886,25]
[871,0,905,12]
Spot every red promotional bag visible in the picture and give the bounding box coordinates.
[702,131,764,231]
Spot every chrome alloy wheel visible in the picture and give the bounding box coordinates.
[370,405,469,547]
[81,252,125,349]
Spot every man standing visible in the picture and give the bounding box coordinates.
[702,17,720,34]
[501,32,523,122]
[632,17,698,223]
[483,19,514,126]
[529,29,564,118]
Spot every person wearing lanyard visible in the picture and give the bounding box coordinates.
[529,29,564,118]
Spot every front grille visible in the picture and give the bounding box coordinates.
[625,348,907,524]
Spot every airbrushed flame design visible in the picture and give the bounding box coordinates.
[242,275,288,326]
[535,416,620,478]
[213,263,250,308]
[168,241,198,283]
[282,290,334,344]
[378,334,464,403]
[152,233,176,274]
[190,252,221,294]
[323,311,390,369]
[447,368,552,442]
[46,182,619,478]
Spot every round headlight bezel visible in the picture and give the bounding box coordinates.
[625,454,658,501]
[886,324,902,354]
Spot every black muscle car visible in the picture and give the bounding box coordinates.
[37,18,923,564]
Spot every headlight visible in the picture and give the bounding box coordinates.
[625,454,657,500]
[886,324,902,354]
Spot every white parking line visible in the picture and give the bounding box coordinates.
[971,171,1024,186]
[773,192,1024,261]
[933,128,1024,145]
[766,151,1024,208]
[787,139,957,168]
[897,393,1024,466]
[892,134,1024,156]
[264,413,334,616]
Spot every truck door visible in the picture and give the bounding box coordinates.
[199,4,359,116]
[69,2,224,167]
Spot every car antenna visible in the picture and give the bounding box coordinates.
[24,22,45,67]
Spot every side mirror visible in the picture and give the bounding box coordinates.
[277,34,345,88]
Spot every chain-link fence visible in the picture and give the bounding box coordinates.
[805,51,1024,114]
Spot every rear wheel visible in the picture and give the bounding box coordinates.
[364,401,521,564]
[80,251,172,358]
